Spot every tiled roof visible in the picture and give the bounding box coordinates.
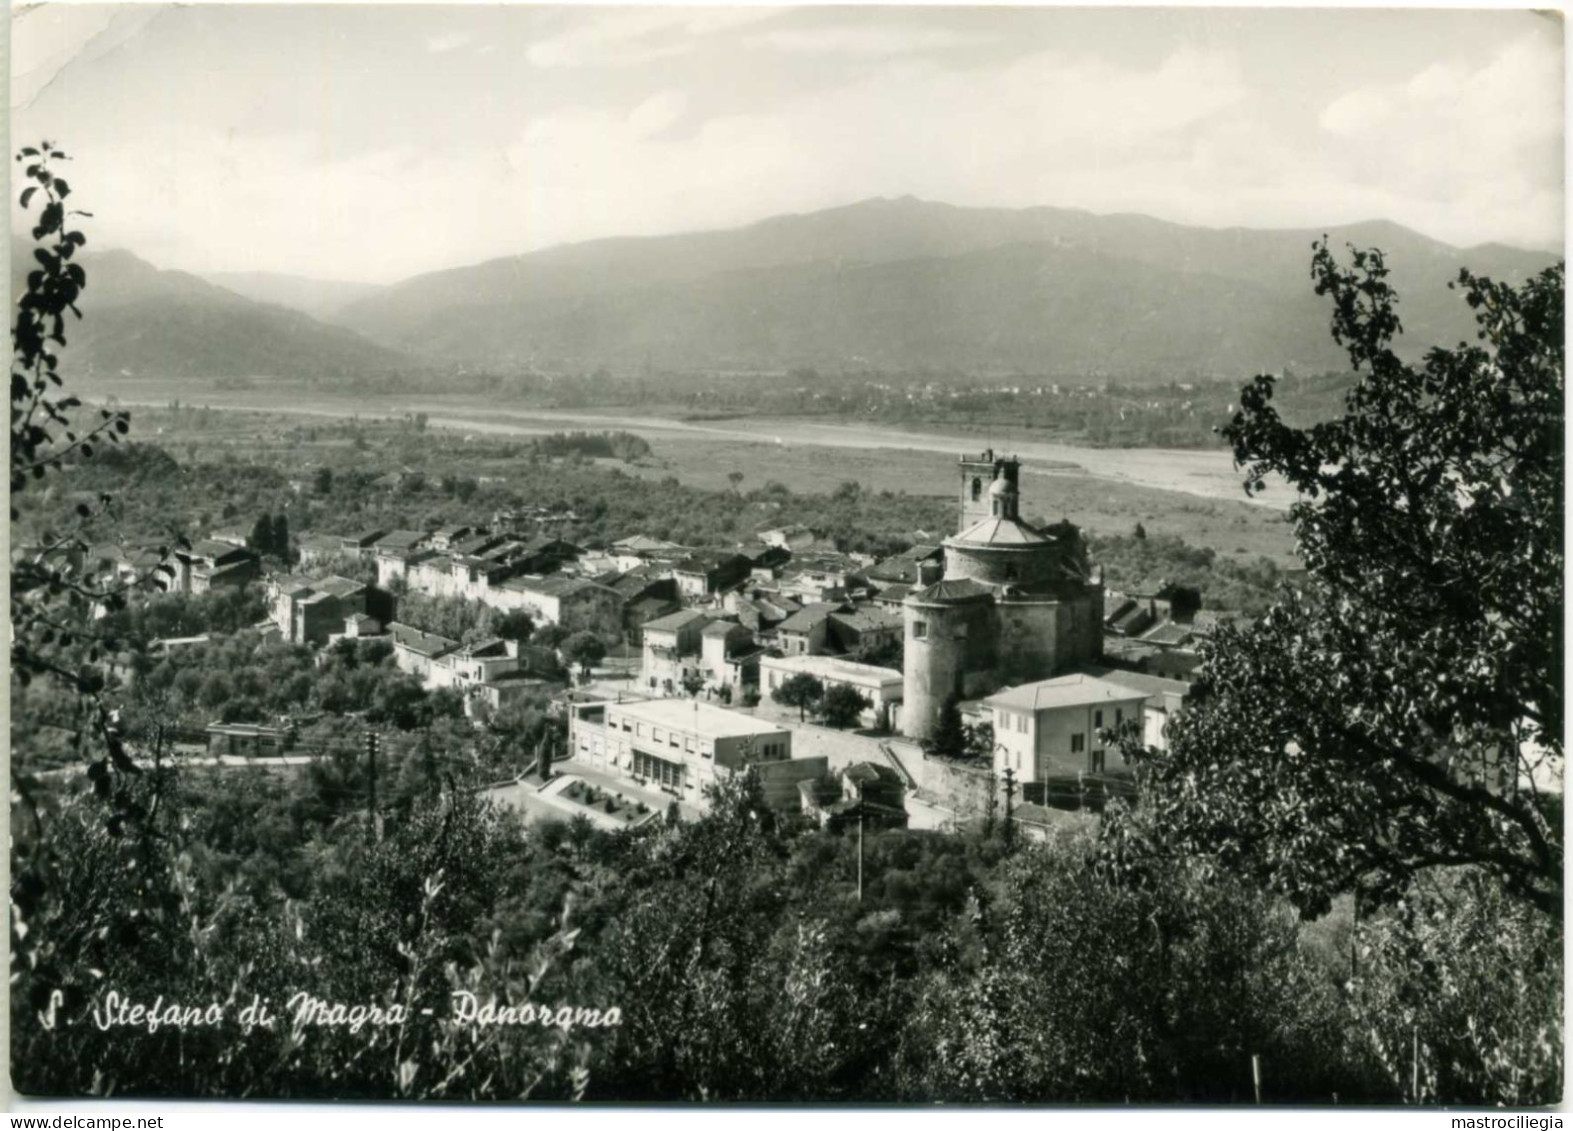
[829,606,902,633]
[641,608,714,633]
[376,530,429,552]
[389,622,458,657]
[1078,665,1192,699]
[1140,622,1194,647]
[777,602,844,634]
[949,516,1050,547]
[987,674,1146,713]
[909,578,994,602]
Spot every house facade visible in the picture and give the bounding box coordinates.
[567,697,826,813]
[986,673,1146,783]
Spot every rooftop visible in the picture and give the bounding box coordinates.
[610,697,789,740]
[642,608,715,633]
[909,578,994,603]
[949,516,1050,548]
[376,530,429,552]
[778,601,846,634]
[761,653,902,686]
[187,538,251,559]
[986,673,1148,713]
[389,622,459,657]
[1078,665,1192,699]
[829,606,902,633]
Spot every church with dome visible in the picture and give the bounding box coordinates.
[900,449,1104,740]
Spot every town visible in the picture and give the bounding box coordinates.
[85,445,1232,839]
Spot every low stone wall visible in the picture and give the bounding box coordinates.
[895,743,996,825]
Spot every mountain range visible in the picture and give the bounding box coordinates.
[12,198,1561,385]
[9,241,407,380]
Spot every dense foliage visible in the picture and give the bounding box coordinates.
[1114,243,1564,919]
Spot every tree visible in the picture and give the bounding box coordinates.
[495,609,534,644]
[680,670,706,698]
[921,695,969,761]
[963,720,995,763]
[270,513,290,564]
[249,514,274,556]
[818,683,870,729]
[534,623,571,651]
[727,470,744,493]
[560,631,606,680]
[312,466,333,495]
[1113,242,1564,918]
[1133,521,1147,540]
[772,672,824,722]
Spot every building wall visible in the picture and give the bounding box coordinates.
[568,703,793,811]
[945,541,1063,589]
[901,597,998,741]
[991,696,1145,783]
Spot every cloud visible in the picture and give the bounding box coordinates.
[425,31,473,55]
[627,91,688,139]
[526,8,778,69]
[1316,35,1562,246]
[744,25,999,57]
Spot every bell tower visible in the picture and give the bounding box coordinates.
[958,449,1020,532]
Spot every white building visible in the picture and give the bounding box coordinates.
[986,673,1146,783]
[759,653,903,730]
[567,697,827,812]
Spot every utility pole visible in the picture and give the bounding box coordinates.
[1002,767,1017,850]
[365,730,380,842]
[856,790,865,903]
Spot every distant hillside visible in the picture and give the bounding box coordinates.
[204,270,386,321]
[338,197,1561,380]
[10,242,412,380]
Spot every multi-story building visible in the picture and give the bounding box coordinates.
[566,697,826,812]
[491,575,623,640]
[389,622,460,680]
[639,608,717,694]
[668,550,753,598]
[174,539,261,594]
[269,574,391,645]
[699,620,762,697]
[1081,665,1193,751]
[985,673,1146,783]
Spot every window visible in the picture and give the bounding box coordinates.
[1116,708,1124,726]
[1017,714,1027,734]
[1094,710,1103,729]
[1071,733,1085,754]
[652,727,663,743]
[996,709,1009,729]
[913,621,928,640]
[971,476,982,501]
[1090,748,1106,774]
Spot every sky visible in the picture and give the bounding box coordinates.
[8,2,1565,284]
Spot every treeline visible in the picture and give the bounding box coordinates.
[1091,532,1287,616]
[530,430,652,462]
[11,769,1559,1102]
[322,367,1362,449]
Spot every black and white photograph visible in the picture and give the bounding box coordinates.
[6,1,1564,1110]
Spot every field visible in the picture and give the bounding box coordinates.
[93,376,1301,566]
